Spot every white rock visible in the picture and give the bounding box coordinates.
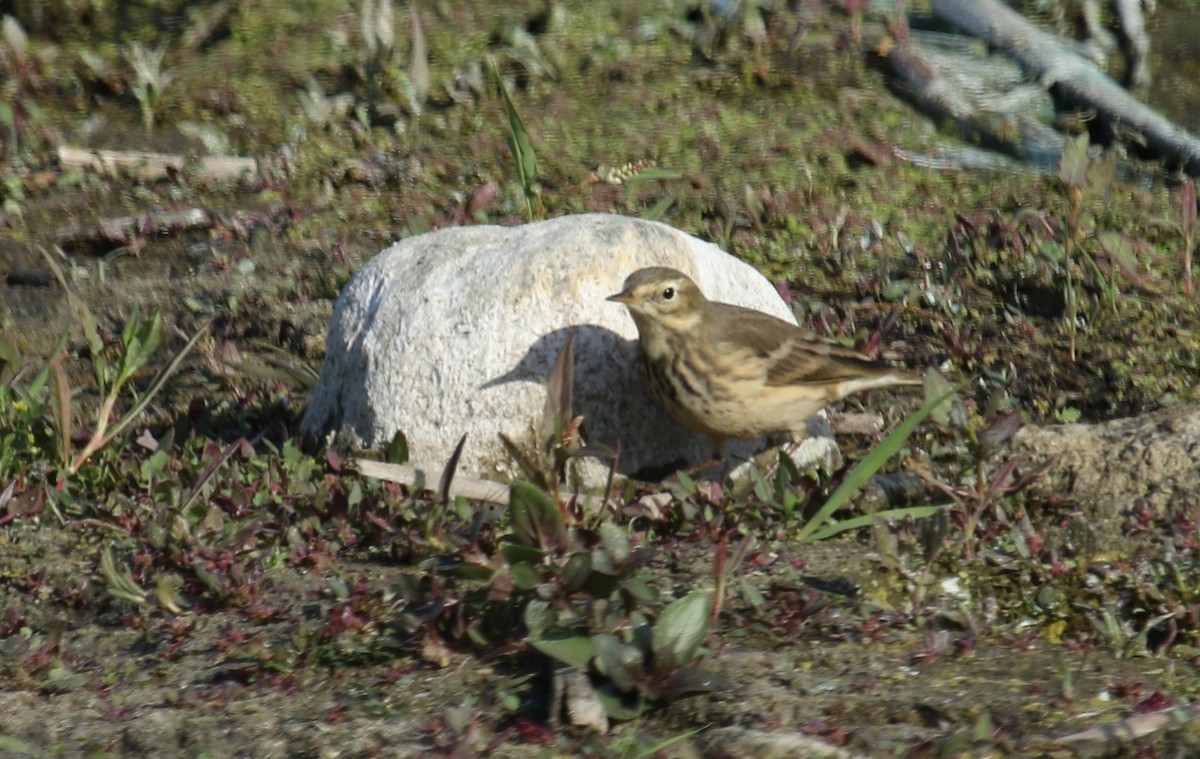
[301,213,839,484]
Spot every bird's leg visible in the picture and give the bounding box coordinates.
[680,456,722,478]
[677,438,726,480]
[714,439,736,487]
[678,439,737,489]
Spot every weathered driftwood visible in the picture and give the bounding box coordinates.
[1054,702,1200,754]
[58,145,259,182]
[51,207,212,245]
[886,33,1066,169]
[1112,0,1153,89]
[351,458,511,505]
[931,0,1200,175]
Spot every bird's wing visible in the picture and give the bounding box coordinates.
[707,302,904,387]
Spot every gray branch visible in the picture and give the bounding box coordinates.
[932,0,1200,175]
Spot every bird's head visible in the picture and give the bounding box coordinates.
[607,267,705,332]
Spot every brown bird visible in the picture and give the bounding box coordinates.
[607,266,921,458]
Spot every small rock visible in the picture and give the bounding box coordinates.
[1003,405,1200,517]
[555,667,608,734]
[302,213,839,484]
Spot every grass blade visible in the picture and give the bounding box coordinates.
[489,56,538,218]
[438,433,468,505]
[48,357,72,467]
[543,330,576,442]
[803,504,950,541]
[796,380,964,541]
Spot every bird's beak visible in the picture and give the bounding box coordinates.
[606,290,637,304]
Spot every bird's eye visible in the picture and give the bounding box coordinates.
[662,287,675,300]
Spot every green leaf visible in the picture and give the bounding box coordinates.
[1037,240,1065,263]
[738,576,766,609]
[1059,132,1090,188]
[620,576,658,603]
[489,56,538,218]
[22,356,52,404]
[796,381,964,541]
[0,735,36,755]
[973,711,995,742]
[120,308,141,350]
[597,521,629,564]
[527,627,595,669]
[117,311,165,387]
[749,463,772,503]
[627,727,706,758]
[561,551,593,593]
[388,430,410,464]
[498,432,550,491]
[1055,405,1082,424]
[99,546,149,605]
[81,307,109,392]
[511,562,540,590]
[509,480,566,550]
[580,569,619,599]
[0,333,19,383]
[640,193,676,221]
[801,504,950,541]
[623,167,684,182]
[595,682,647,720]
[1098,231,1138,279]
[1086,149,1117,191]
[651,590,712,672]
[451,563,493,582]
[523,599,555,636]
[922,369,957,426]
[593,633,642,692]
[501,541,546,566]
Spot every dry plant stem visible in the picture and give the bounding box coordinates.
[1064,185,1082,363]
[48,359,71,467]
[58,145,259,182]
[962,456,1017,559]
[712,535,753,625]
[711,538,728,625]
[72,393,119,470]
